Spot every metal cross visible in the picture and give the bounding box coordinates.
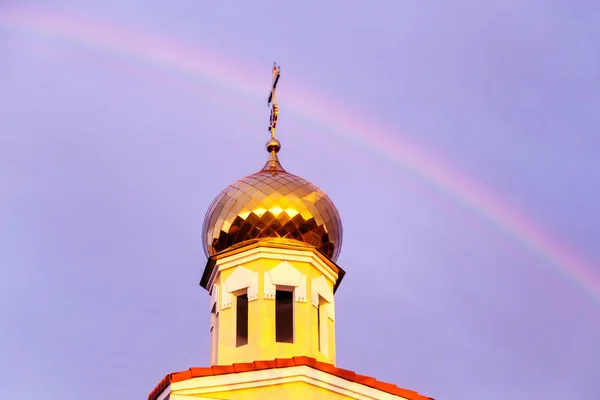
[268,62,281,139]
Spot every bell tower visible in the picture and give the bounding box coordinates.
[201,241,344,366]
[199,63,345,366]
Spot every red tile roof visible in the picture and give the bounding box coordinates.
[148,356,433,400]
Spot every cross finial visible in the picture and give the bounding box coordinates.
[267,62,281,140]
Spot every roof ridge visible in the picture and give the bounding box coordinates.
[148,356,433,400]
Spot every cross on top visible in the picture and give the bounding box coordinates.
[268,62,281,139]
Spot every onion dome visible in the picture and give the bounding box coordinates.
[202,138,343,262]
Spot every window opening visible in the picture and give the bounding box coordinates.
[236,293,248,347]
[276,289,294,343]
[317,296,329,357]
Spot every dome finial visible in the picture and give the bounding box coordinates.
[262,138,285,173]
[267,62,281,153]
[266,138,281,153]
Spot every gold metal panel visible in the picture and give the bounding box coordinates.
[202,155,343,262]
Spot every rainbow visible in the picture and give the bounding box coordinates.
[2,6,598,302]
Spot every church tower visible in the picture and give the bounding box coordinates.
[148,64,432,400]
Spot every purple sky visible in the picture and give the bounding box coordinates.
[1,1,599,399]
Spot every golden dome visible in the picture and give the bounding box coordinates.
[202,142,343,262]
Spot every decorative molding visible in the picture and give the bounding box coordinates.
[269,261,302,285]
[221,290,233,310]
[263,272,275,300]
[171,365,406,400]
[295,275,307,302]
[209,246,338,289]
[263,261,307,302]
[225,266,259,299]
[221,265,259,310]
[312,275,335,320]
[210,283,219,311]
